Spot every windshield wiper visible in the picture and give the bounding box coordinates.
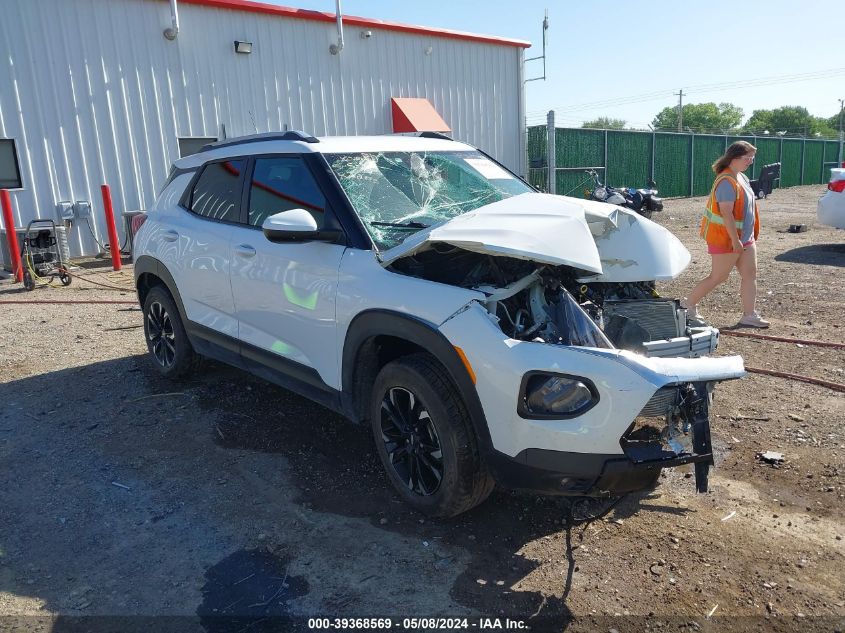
[369,220,430,229]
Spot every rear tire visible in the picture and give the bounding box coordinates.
[142,285,201,379]
[370,354,494,517]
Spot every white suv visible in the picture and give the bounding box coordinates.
[134,131,744,517]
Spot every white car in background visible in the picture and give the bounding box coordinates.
[818,167,845,229]
[133,131,745,517]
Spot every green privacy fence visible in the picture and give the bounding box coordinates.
[527,125,844,198]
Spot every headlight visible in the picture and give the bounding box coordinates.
[519,373,598,419]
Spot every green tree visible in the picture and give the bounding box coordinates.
[651,102,743,133]
[827,110,844,136]
[743,109,773,134]
[582,117,626,129]
[744,106,836,137]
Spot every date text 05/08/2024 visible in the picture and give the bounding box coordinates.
[307,617,528,630]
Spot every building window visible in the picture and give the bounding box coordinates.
[178,137,217,158]
[188,160,245,223]
[0,139,22,189]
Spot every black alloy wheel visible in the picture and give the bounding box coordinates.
[142,285,200,379]
[369,354,494,517]
[379,386,444,496]
[146,300,176,369]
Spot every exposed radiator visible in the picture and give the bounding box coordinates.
[603,299,682,341]
[639,386,679,417]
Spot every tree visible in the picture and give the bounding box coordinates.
[582,117,626,130]
[651,102,743,133]
[743,106,836,137]
[828,110,844,136]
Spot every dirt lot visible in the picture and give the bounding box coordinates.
[1,184,843,632]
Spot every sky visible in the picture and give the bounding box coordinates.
[265,0,844,131]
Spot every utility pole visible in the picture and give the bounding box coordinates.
[546,110,556,194]
[674,89,684,132]
[839,98,844,165]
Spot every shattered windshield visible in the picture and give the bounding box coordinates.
[325,151,533,249]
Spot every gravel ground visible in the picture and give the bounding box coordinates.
[0,185,843,632]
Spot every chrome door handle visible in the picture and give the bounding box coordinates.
[161,230,179,242]
[235,244,256,258]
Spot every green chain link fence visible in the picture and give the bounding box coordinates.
[527,124,843,198]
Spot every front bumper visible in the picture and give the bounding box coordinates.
[486,448,664,497]
[486,381,714,496]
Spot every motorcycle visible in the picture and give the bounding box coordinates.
[584,169,664,219]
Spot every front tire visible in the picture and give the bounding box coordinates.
[370,354,494,517]
[142,285,200,379]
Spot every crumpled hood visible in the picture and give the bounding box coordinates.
[378,192,691,281]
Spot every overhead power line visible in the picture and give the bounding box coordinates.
[526,67,845,116]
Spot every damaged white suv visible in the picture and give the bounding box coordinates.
[134,131,744,517]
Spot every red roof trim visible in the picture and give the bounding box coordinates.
[179,0,532,49]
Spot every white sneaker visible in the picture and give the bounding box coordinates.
[738,312,770,328]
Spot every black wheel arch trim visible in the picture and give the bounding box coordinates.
[341,308,495,457]
[134,255,233,358]
[134,256,189,326]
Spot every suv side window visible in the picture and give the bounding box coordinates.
[188,159,246,222]
[247,156,325,228]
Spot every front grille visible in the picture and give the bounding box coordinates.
[603,300,681,341]
[639,386,679,417]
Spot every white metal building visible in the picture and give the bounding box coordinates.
[0,0,530,260]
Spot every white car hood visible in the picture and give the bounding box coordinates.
[378,192,691,281]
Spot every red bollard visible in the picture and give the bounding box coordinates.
[100,184,122,271]
[1,189,23,282]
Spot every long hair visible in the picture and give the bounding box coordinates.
[712,141,756,173]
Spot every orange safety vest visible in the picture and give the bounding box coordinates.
[699,170,760,250]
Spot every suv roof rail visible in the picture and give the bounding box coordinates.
[201,130,319,152]
[417,131,453,140]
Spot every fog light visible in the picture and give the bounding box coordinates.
[520,373,598,418]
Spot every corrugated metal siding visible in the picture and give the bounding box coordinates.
[0,0,523,257]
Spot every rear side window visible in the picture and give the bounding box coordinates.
[247,156,325,228]
[189,160,246,222]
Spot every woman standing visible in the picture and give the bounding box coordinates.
[682,141,769,328]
